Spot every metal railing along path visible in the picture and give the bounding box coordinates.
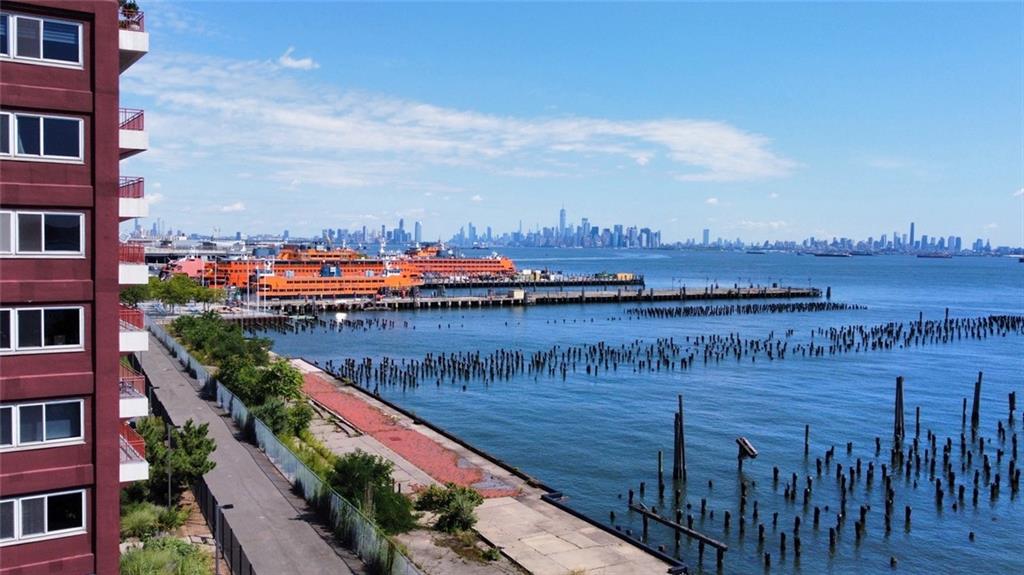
[147,319,422,575]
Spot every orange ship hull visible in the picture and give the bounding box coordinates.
[256,271,421,298]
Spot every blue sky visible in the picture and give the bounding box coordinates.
[122,1,1023,245]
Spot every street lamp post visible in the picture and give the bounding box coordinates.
[214,503,234,575]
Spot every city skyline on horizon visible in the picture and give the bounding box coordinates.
[137,206,1013,252]
[119,1,1023,244]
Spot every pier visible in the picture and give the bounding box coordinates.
[257,285,822,312]
[421,275,644,289]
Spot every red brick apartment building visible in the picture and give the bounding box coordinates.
[1,1,150,572]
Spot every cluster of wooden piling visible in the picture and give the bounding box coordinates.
[244,315,410,335]
[625,301,865,319]
[616,372,1020,572]
[809,314,1024,355]
[322,313,1024,393]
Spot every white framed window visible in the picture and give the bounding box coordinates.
[0,12,81,67]
[0,110,83,163]
[0,14,9,57]
[0,306,84,355]
[0,489,86,546]
[0,210,84,257]
[0,399,83,451]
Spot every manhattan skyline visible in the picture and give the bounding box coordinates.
[119,1,1022,244]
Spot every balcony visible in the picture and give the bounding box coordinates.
[119,422,149,483]
[119,242,148,285]
[119,109,148,159]
[118,10,149,73]
[119,305,149,353]
[119,176,149,220]
[119,364,149,418]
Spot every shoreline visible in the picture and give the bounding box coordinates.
[296,356,687,574]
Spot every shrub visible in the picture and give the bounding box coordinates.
[120,502,162,540]
[120,536,211,575]
[329,450,417,534]
[415,483,484,533]
[158,505,189,532]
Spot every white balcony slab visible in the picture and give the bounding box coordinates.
[119,29,149,73]
[119,263,148,285]
[120,395,149,419]
[119,128,149,159]
[119,197,149,220]
[119,330,149,353]
[120,459,149,483]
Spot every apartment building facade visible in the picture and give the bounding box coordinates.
[0,1,149,572]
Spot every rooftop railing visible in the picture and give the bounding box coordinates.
[119,108,145,131]
[119,243,145,264]
[119,176,145,199]
[119,422,146,462]
[119,10,145,32]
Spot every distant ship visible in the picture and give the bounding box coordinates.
[850,250,874,256]
[812,252,852,258]
[746,250,767,255]
[916,253,953,259]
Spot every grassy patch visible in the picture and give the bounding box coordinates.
[120,536,211,575]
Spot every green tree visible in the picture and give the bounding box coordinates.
[134,417,216,504]
[160,274,198,311]
[329,450,416,533]
[255,358,304,401]
[120,282,151,306]
[169,420,217,485]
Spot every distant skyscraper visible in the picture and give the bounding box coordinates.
[702,228,710,246]
[909,222,915,248]
[283,229,289,240]
[559,206,567,236]
[414,221,422,244]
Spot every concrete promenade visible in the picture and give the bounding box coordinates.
[295,361,676,575]
[138,335,357,575]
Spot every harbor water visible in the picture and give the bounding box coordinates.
[266,249,1023,574]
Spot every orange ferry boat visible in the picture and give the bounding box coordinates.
[167,243,515,296]
[401,244,516,278]
[256,266,421,298]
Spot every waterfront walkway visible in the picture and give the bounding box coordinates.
[139,336,358,575]
[294,360,676,575]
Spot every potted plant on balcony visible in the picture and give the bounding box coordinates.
[120,0,141,30]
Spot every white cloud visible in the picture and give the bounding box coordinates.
[738,220,788,230]
[219,201,246,213]
[705,197,719,205]
[1014,188,1024,198]
[277,47,319,70]
[984,223,999,229]
[768,192,779,199]
[122,52,795,190]
[147,192,165,205]
[470,194,483,203]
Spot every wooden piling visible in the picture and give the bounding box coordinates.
[971,372,983,429]
[894,376,906,444]
[673,394,687,481]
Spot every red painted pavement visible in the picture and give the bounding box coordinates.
[302,372,520,498]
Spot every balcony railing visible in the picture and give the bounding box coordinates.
[119,108,145,131]
[119,306,145,331]
[119,243,145,264]
[119,176,145,199]
[119,10,145,32]
[120,364,146,397]
[120,422,146,463]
